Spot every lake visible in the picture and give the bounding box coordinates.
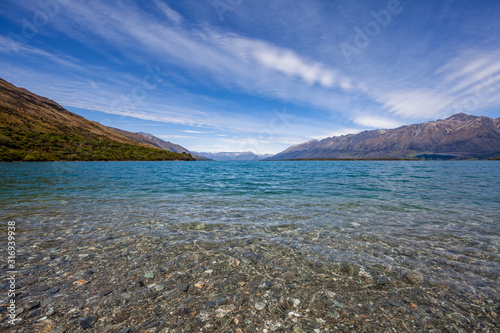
[1,161,499,331]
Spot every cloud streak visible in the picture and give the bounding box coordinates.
[153,0,183,25]
[1,0,500,153]
[353,116,404,129]
[26,0,361,115]
[363,49,500,121]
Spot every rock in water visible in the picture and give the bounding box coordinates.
[377,276,391,285]
[404,272,422,284]
[79,316,96,330]
[178,283,189,292]
[205,300,215,308]
[333,300,344,308]
[254,302,266,311]
[229,258,240,267]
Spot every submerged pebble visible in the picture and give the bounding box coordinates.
[377,276,391,285]
[178,283,189,292]
[78,316,96,330]
[255,302,266,311]
[404,272,422,284]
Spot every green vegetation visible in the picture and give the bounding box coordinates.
[0,106,194,162]
[0,128,195,162]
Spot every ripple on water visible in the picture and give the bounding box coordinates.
[1,161,499,298]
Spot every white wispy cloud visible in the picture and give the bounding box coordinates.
[29,0,358,115]
[153,0,183,25]
[436,52,500,99]
[0,35,85,72]
[366,49,500,120]
[377,89,454,119]
[231,38,337,88]
[181,130,212,134]
[353,116,404,129]
[157,135,195,140]
[213,33,354,90]
[315,128,363,139]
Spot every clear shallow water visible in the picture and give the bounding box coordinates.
[1,161,499,296]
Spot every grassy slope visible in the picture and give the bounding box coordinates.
[0,106,194,162]
[0,79,194,162]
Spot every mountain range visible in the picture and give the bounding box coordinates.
[268,113,500,160]
[0,78,195,162]
[1,77,499,162]
[109,128,210,160]
[194,151,273,161]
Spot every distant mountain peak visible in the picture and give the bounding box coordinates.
[195,151,273,161]
[267,113,500,160]
[107,130,210,160]
[447,112,468,117]
[445,113,477,121]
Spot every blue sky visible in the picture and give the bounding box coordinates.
[1,0,499,154]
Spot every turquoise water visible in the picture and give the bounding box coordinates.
[1,161,499,295]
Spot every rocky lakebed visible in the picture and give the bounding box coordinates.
[1,220,498,333]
